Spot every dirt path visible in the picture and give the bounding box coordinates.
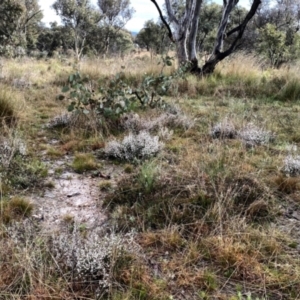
[29,151,121,234]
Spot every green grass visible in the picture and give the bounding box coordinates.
[72,152,98,173]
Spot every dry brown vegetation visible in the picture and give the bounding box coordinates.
[1,53,300,299]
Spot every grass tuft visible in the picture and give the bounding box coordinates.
[0,197,33,224]
[72,152,98,173]
[0,87,17,126]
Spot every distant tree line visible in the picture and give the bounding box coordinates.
[1,0,300,68]
[0,0,135,59]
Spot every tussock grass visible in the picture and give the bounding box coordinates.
[0,197,33,224]
[79,52,176,81]
[1,57,73,87]
[170,53,300,101]
[0,87,20,126]
[72,152,98,173]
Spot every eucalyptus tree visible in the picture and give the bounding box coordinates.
[136,20,169,54]
[0,0,24,47]
[150,0,262,74]
[37,22,74,54]
[19,0,43,50]
[250,0,300,66]
[97,0,135,54]
[0,0,42,54]
[52,0,100,60]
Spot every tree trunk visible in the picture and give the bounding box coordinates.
[152,0,262,76]
[175,32,188,65]
[187,0,202,62]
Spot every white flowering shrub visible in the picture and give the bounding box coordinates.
[238,123,274,146]
[12,78,31,89]
[104,131,164,161]
[45,113,74,129]
[283,155,300,176]
[121,110,193,134]
[211,120,237,139]
[46,112,102,133]
[51,228,139,291]
[120,113,141,132]
[158,126,173,140]
[0,137,26,168]
[163,104,194,130]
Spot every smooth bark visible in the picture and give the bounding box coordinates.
[151,0,262,75]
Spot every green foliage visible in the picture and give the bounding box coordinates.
[111,29,134,55]
[0,0,23,47]
[5,156,48,189]
[0,0,42,53]
[136,20,169,54]
[19,0,43,51]
[37,22,74,55]
[137,161,158,194]
[197,3,223,53]
[258,23,300,67]
[98,0,134,28]
[52,0,100,59]
[258,23,287,67]
[59,72,136,118]
[59,56,180,118]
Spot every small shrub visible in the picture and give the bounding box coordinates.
[45,113,74,129]
[121,110,193,134]
[59,58,185,122]
[137,162,159,194]
[46,112,106,136]
[238,123,274,147]
[0,136,27,169]
[282,155,300,176]
[50,228,139,294]
[211,119,237,139]
[104,131,163,161]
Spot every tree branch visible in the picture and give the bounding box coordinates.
[223,0,261,55]
[164,0,178,24]
[25,10,43,25]
[150,0,174,42]
[201,0,261,75]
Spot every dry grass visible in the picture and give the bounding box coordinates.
[79,51,176,81]
[2,53,300,299]
[0,197,33,224]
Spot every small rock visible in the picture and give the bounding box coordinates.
[32,214,44,221]
[67,192,81,198]
[292,211,300,221]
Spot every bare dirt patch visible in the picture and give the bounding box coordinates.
[29,154,122,234]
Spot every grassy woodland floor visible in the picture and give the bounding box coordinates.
[1,53,300,299]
